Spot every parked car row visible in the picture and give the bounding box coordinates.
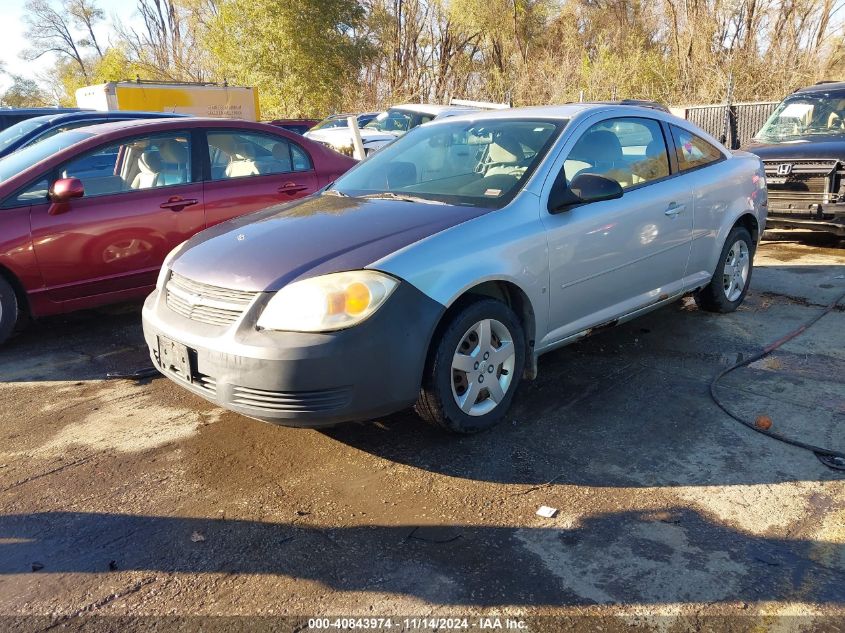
[0,97,771,435]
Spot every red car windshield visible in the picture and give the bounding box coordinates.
[0,130,92,185]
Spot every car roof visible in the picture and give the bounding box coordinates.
[70,117,281,135]
[390,103,472,116]
[30,111,187,126]
[423,103,593,123]
[794,81,845,95]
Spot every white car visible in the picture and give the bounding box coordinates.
[305,104,484,156]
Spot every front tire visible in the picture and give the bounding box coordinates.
[415,298,525,434]
[0,276,20,345]
[695,226,754,313]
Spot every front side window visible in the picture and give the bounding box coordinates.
[331,118,564,208]
[207,131,311,180]
[670,126,723,171]
[60,132,192,197]
[564,117,670,188]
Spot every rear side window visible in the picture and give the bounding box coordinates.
[670,126,723,171]
[207,131,312,180]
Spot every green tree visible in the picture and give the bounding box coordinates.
[205,0,372,117]
[0,76,51,107]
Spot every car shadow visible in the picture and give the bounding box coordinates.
[0,508,842,606]
[0,302,153,383]
[325,290,845,488]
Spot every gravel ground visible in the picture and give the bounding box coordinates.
[0,231,843,631]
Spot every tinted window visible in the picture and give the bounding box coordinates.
[670,126,723,171]
[564,117,670,188]
[207,131,311,180]
[60,133,192,197]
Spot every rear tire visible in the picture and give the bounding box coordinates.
[695,226,754,313]
[0,276,20,345]
[415,298,525,434]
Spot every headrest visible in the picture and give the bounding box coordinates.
[236,143,256,159]
[159,140,188,164]
[271,142,290,161]
[571,130,623,163]
[211,134,238,155]
[138,150,162,174]
[488,134,525,163]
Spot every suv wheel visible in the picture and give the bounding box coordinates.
[415,298,525,433]
[0,276,20,345]
[695,226,754,313]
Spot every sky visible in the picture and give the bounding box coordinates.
[0,0,138,91]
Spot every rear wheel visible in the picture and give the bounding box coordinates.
[415,298,525,433]
[695,226,753,313]
[0,276,20,345]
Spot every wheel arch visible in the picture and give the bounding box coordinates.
[0,263,30,317]
[429,278,538,380]
[733,212,760,246]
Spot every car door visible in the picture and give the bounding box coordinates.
[28,129,205,301]
[202,129,319,228]
[541,115,694,341]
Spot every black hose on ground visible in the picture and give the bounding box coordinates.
[709,287,845,471]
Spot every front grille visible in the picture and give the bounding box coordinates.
[165,273,258,326]
[231,385,352,413]
[763,159,841,212]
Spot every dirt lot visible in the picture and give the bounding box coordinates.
[0,232,843,630]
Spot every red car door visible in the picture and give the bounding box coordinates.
[29,130,205,303]
[202,129,318,227]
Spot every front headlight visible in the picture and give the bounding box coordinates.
[256,270,399,332]
[156,240,189,289]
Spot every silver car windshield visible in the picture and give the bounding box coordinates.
[0,130,92,185]
[331,118,565,208]
[755,93,845,142]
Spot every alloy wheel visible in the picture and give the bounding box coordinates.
[722,239,750,302]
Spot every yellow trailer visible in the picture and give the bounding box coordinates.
[75,81,260,121]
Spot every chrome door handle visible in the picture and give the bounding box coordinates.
[665,203,686,217]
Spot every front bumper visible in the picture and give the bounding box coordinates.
[766,203,845,236]
[142,278,445,427]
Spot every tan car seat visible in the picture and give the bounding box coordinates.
[485,134,527,178]
[131,150,162,189]
[225,143,260,178]
[568,130,635,188]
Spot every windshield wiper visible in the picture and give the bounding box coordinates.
[358,192,447,205]
[323,189,348,197]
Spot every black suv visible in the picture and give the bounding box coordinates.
[745,81,845,235]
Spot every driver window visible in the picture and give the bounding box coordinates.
[60,133,192,197]
[564,117,670,189]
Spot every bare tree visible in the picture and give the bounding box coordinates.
[22,0,91,79]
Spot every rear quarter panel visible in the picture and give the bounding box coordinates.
[684,152,766,289]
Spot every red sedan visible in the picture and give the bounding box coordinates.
[0,118,357,342]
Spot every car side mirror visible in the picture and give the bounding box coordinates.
[49,177,85,203]
[548,173,623,213]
